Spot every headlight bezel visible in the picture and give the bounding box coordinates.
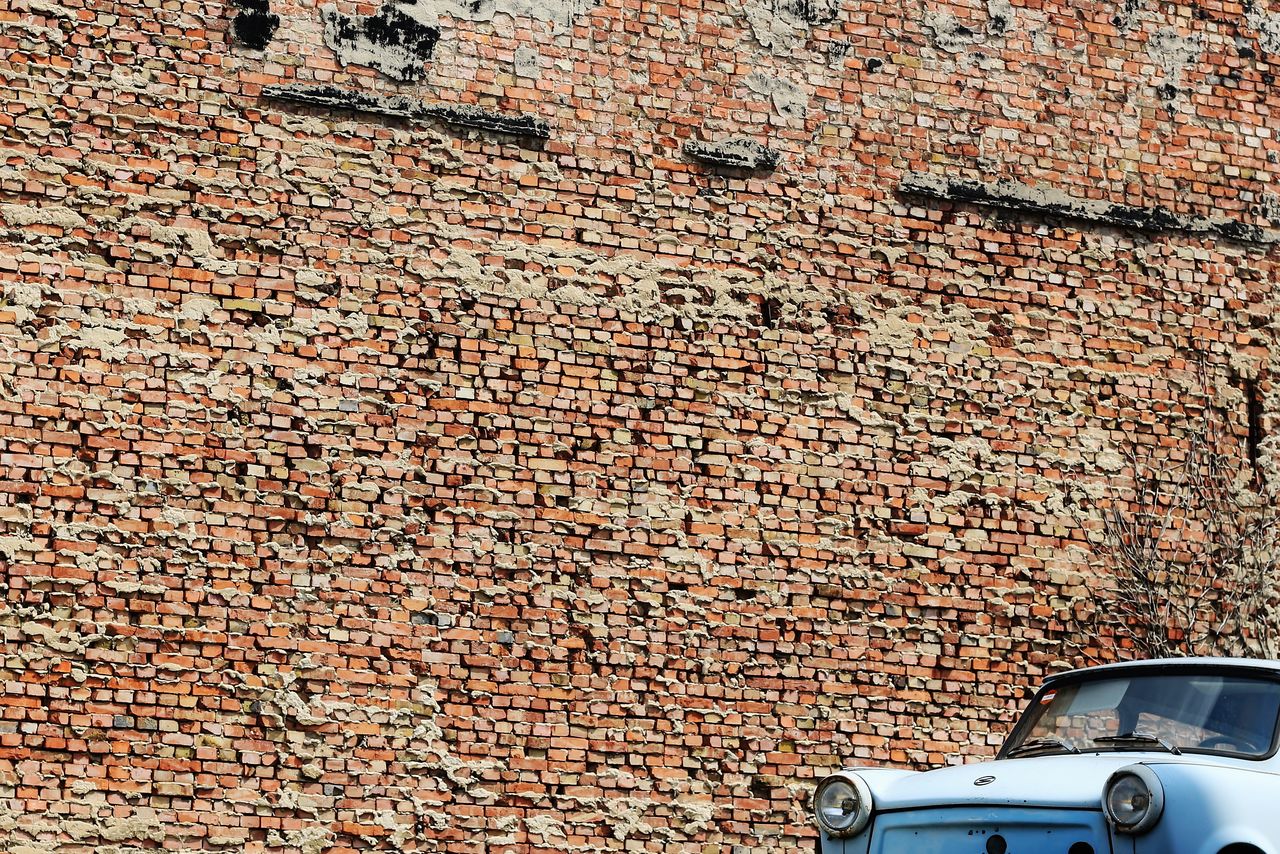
[813,771,874,838]
[1103,765,1164,835]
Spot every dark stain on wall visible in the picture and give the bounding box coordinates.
[231,0,279,49]
[1113,0,1140,29]
[775,0,838,26]
[987,6,1010,35]
[321,3,441,82]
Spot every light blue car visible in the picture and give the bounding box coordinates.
[814,658,1280,854]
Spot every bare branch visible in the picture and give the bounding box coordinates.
[1088,363,1279,659]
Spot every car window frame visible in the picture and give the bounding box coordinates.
[997,663,1280,763]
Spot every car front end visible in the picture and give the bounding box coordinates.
[813,659,1280,854]
[816,756,1148,854]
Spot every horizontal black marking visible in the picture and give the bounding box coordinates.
[899,173,1280,244]
[260,85,552,140]
[684,138,780,171]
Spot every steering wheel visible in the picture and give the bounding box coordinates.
[1197,734,1260,753]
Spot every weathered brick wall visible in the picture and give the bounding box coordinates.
[3,0,1280,849]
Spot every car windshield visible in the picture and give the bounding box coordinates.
[1002,670,1280,759]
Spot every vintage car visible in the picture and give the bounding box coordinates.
[813,657,1280,854]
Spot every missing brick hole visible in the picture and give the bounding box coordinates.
[1245,377,1264,475]
[760,296,782,328]
[749,777,772,799]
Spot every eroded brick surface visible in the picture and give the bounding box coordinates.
[2,0,1279,850]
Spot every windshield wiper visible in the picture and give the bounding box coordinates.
[1005,737,1081,758]
[1093,730,1182,755]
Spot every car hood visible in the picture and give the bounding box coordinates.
[857,754,1202,811]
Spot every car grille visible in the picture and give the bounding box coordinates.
[870,806,1111,854]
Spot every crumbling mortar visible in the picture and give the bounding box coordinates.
[5,3,1280,850]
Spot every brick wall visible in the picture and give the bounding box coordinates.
[2,0,1279,850]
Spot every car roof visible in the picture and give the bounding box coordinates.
[1047,657,1280,684]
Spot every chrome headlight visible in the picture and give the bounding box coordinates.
[1103,765,1164,834]
[813,771,873,838]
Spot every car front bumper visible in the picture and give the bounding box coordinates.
[828,805,1115,854]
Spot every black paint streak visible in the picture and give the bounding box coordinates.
[684,138,780,171]
[263,84,409,116]
[901,174,1280,245]
[322,4,440,82]
[429,103,551,138]
[231,0,279,49]
[899,173,1280,245]
[261,84,551,141]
